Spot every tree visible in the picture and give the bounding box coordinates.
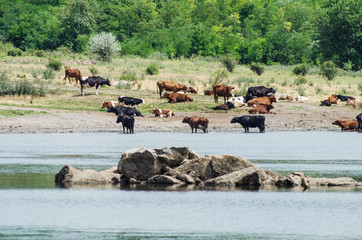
[87,32,121,62]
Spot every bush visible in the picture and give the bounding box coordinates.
[35,50,45,57]
[146,62,159,75]
[46,59,62,71]
[89,66,98,75]
[87,32,121,62]
[120,70,138,82]
[294,76,308,85]
[209,70,229,85]
[42,69,55,80]
[220,54,237,72]
[148,51,169,61]
[292,64,310,76]
[0,72,47,96]
[250,62,264,75]
[320,61,338,80]
[7,48,22,56]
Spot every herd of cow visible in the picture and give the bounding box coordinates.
[64,68,362,134]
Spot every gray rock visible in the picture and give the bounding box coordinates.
[204,167,267,187]
[118,147,199,181]
[55,165,121,185]
[275,172,309,188]
[147,175,183,185]
[306,177,358,187]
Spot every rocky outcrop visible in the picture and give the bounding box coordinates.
[55,165,121,186]
[55,147,362,190]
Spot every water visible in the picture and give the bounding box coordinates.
[1,132,362,239]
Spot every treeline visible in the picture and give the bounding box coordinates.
[0,0,360,70]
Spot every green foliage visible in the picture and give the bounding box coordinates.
[87,32,121,62]
[42,69,55,80]
[7,48,22,56]
[294,77,308,85]
[46,59,62,71]
[209,70,228,85]
[320,61,338,80]
[358,83,362,92]
[120,70,137,82]
[0,72,47,97]
[89,66,98,75]
[250,62,264,75]
[343,61,353,71]
[146,62,159,75]
[292,64,310,76]
[220,54,237,72]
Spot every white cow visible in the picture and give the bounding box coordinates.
[346,99,362,110]
[296,96,309,102]
[227,96,246,107]
[277,93,293,101]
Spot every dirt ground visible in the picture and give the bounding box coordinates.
[0,100,360,134]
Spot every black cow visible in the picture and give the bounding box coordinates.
[116,112,135,134]
[320,100,331,106]
[213,101,235,111]
[107,105,144,117]
[337,94,356,102]
[231,115,265,133]
[245,86,276,102]
[118,96,145,106]
[356,113,362,133]
[80,76,111,96]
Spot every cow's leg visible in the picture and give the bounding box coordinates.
[81,84,84,96]
[159,88,163,98]
[96,85,99,95]
[214,94,218,103]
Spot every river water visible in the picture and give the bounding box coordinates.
[1,132,362,239]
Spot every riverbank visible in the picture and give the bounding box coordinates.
[0,100,360,134]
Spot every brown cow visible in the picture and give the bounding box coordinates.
[204,90,214,96]
[182,116,209,133]
[327,94,338,104]
[248,104,274,114]
[162,92,193,103]
[101,101,120,109]
[247,95,278,107]
[63,68,83,85]
[332,120,357,131]
[152,108,175,117]
[157,81,188,98]
[212,84,233,103]
[187,87,198,94]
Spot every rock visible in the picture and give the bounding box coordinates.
[174,155,256,181]
[306,177,358,187]
[118,147,199,181]
[147,175,183,185]
[204,167,267,187]
[275,172,309,188]
[55,165,121,185]
[263,169,282,185]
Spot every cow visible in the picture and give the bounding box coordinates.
[277,93,293,101]
[346,99,362,110]
[332,120,357,131]
[356,113,362,133]
[162,92,193,103]
[204,90,214,96]
[231,115,265,133]
[63,68,83,85]
[187,87,198,94]
[327,94,338,104]
[213,101,235,111]
[245,86,276,102]
[152,108,175,117]
[182,116,209,133]
[227,97,246,107]
[248,104,274,114]
[116,112,135,134]
[107,105,144,117]
[212,84,234,103]
[247,95,278,107]
[80,76,111,96]
[157,80,188,98]
[101,101,120,109]
[337,94,355,102]
[118,96,145,106]
[320,100,332,106]
[296,96,309,102]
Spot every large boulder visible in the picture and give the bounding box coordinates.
[174,155,256,181]
[118,147,199,181]
[55,165,121,186]
[275,172,309,188]
[204,167,267,187]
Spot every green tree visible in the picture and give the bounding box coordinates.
[87,32,121,62]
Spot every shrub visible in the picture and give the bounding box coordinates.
[42,69,55,80]
[7,48,22,56]
[148,51,168,61]
[89,66,98,75]
[87,32,121,62]
[146,62,159,75]
[343,61,353,71]
[35,50,45,57]
[0,72,47,96]
[294,77,308,85]
[220,54,238,72]
[358,83,362,91]
[120,70,137,82]
[292,64,310,76]
[209,70,228,85]
[320,61,338,80]
[250,62,264,75]
[46,59,62,71]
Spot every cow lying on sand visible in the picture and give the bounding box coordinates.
[332,120,357,131]
[213,102,235,111]
[162,92,193,103]
[182,116,209,133]
[247,95,278,107]
[231,115,265,133]
[248,104,274,114]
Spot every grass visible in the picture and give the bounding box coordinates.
[0,109,47,117]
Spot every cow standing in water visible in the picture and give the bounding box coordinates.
[80,76,111,96]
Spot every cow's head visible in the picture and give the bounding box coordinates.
[118,96,125,103]
[270,95,278,103]
[182,116,191,123]
[187,87,198,94]
[269,88,276,94]
[105,79,111,86]
[332,120,342,126]
[101,101,110,109]
[230,117,238,123]
[152,108,158,114]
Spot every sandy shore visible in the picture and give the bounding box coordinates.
[0,101,360,134]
